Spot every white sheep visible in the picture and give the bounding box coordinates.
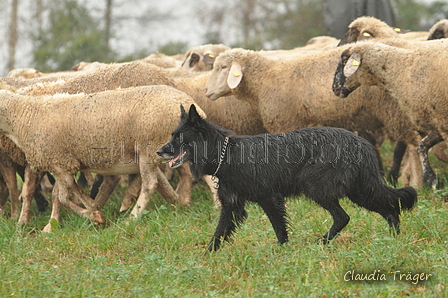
[332,39,448,187]
[204,46,425,187]
[258,36,338,61]
[428,19,448,40]
[181,44,230,72]
[337,16,401,46]
[0,86,205,231]
[142,52,186,68]
[0,135,49,223]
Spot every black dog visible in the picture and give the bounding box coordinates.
[157,105,417,251]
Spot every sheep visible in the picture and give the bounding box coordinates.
[306,35,339,46]
[0,135,48,223]
[257,36,338,61]
[0,86,206,231]
[22,61,177,96]
[204,46,425,187]
[428,19,448,40]
[141,52,186,68]
[337,16,401,46]
[399,31,429,41]
[71,61,107,72]
[181,44,230,72]
[332,39,448,188]
[7,68,43,79]
[336,17,444,185]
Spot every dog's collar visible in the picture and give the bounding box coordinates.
[211,136,229,189]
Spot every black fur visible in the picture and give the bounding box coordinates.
[157,105,418,251]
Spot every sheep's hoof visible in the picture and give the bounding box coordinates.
[11,212,20,221]
[119,203,131,213]
[42,223,53,233]
[17,214,31,225]
[92,211,106,224]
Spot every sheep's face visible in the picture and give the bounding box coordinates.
[338,17,399,46]
[181,51,216,72]
[338,27,375,46]
[204,56,238,101]
[332,50,362,98]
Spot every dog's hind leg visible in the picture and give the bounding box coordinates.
[257,196,288,244]
[207,198,247,251]
[314,198,350,244]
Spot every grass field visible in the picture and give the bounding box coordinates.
[0,141,447,298]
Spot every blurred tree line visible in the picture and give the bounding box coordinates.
[5,0,448,73]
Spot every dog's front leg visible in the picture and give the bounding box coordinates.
[207,200,247,251]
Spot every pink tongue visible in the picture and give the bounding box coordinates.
[168,152,183,168]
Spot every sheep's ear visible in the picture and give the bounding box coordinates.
[227,62,243,89]
[203,53,216,65]
[188,104,202,124]
[343,53,361,77]
[189,53,200,68]
[180,50,191,68]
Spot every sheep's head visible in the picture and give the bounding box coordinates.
[332,49,363,98]
[181,44,230,72]
[338,16,399,46]
[428,19,448,40]
[204,49,245,101]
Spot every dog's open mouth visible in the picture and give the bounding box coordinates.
[168,151,186,168]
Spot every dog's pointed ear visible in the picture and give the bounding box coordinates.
[180,104,188,120]
[188,104,202,124]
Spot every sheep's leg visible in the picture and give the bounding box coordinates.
[93,175,120,208]
[77,172,95,188]
[0,174,8,207]
[43,181,61,232]
[157,167,182,205]
[129,162,159,220]
[432,141,448,163]
[0,158,20,219]
[163,165,174,181]
[387,141,407,186]
[407,144,423,188]
[57,173,105,224]
[173,163,192,206]
[17,167,39,224]
[88,174,103,199]
[203,175,220,208]
[120,174,141,212]
[417,132,444,189]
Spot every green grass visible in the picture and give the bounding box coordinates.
[0,143,447,298]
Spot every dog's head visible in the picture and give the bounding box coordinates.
[157,104,205,168]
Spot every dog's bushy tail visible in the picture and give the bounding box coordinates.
[354,165,418,216]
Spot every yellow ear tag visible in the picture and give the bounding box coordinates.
[394,28,401,32]
[352,60,360,66]
[362,32,371,37]
[233,71,241,77]
[209,54,215,58]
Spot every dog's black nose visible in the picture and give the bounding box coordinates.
[156,148,164,156]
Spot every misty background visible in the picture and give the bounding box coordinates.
[1,0,447,76]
